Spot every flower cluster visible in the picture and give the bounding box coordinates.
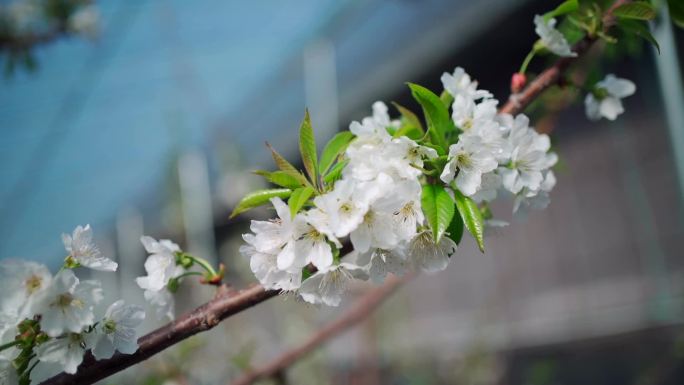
[238,66,559,307]
[0,226,144,385]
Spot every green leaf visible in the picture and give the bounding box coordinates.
[543,0,579,21]
[421,184,455,243]
[288,186,315,219]
[299,110,318,187]
[393,125,424,141]
[391,102,424,133]
[408,83,453,154]
[319,131,354,175]
[452,189,485,252]
[446,208,464,245]
[266,142,313,188]
[439,90,454,109]
[323,159,348,185]
[230,188,292,218]
[670,0,684,28]
[253,170,303,189]
[613,2,656,20]
[618,19,660,54]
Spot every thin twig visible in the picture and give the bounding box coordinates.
[41,3,629,384]
[500,0,629,116]
[231,273,415,385]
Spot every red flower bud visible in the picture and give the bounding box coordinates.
[511,72,527,94]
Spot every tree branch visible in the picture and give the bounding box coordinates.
[231,273,415,385]
[500,0,629,116]
[41,3,630,384]
[42,284,280,385]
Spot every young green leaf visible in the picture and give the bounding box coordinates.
[319,131,354,175]
[613,2,656,21]
[253,170,303,189]
[452,189,485,252]
[421,184,455,243]
[618,19,660,54]
[408,83,453,154]
[288,186,315,219]
[323,159,348,185]
[670,0,684,28]
[543,0,579,21]
[229,188,292,218]
[391,102,424,133]
[446,208,464,245]
[299,110,318,187]
[266,142,313,188]
[439,90,454,109]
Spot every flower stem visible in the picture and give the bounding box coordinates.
[176,271,204,280]
[0,339,20,352]
[519,49,536,75]
[187,256,218,277]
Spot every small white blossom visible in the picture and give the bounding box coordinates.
[35,333,86,374]
[136,236,184,292]
[0,357,18,385]
[371,179,424,241]
[441,67,492,100]
[240,244,302,291]
[34,270,103,337]
[514,170,557,215]
[471,172,502,203]
[0,260,52,319]
[86,300,145,360]
[499,115,557,194]
[310,178,378,238]
[62,225,117,271]
[68,5,99,38]
[407,231,457,273]
[298,263,367,306]
[534,15,576,57]
[359,248,409,284]
[143,288,175,321]
[440,135,498,196]
[584,74,636,121]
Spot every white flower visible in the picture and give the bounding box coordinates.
[0,260,52,319]
[371,179,424,241]
[360,248,409,284]
[0,314,17,361]
[514,170,557,215]
[0,357,18,385]
[451,95,498,132]
[240,245,302,291]
[86,300,145,360]
[35,333,86,374]
[310,178,377,238]
[534,15,576,57]
[407,231,457,273]
[471,172,502,203]
[499,115,557,194]
[33,270,103,337]
[441,67,492,100]
[349,101,397,140]
[349,174,399,252]
[136,236,184,292]
[584,74,636,121]
[68,5,99,38]
[440,135,498,196]
[298,263,367,306]
[62,225,117,271]
[143,289,175,321]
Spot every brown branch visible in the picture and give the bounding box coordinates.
[42,284,280,385]
[500,0,629,116]
[231,272,415,385]
[41,3,630,385]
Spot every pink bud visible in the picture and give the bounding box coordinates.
[511,72,527,93]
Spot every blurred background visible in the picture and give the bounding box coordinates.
[1,0,684,384]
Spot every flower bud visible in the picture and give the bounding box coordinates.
[511,72,527,93]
